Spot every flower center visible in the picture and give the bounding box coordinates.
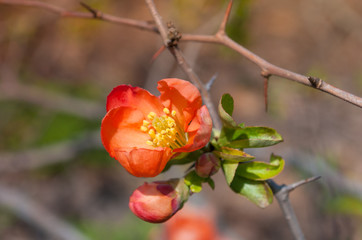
[140,108,187,149]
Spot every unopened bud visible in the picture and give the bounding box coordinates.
[129,179,189,223]
[195,153,220,178]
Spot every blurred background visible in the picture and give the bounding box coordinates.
[0,0,362,239]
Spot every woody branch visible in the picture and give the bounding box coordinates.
[0,0,360,107]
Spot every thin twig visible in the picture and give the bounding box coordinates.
[0,0,157,32]
[0,78,104,120]
[1,0,361,107]
[0,184,90,240]
[144,0,222,129]
[268,177,321,240]
[0,131,101,173]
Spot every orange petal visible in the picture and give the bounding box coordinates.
[106,85,164,116]
[114,147,172,177]
[101,106,152,157]
[157,79,202,128]
[174,105,212,153]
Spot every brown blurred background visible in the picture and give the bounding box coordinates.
[0,0,362,239]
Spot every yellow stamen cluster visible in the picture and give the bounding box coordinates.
[140,108,187,149]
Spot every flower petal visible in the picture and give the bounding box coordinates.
[174,105,212,153]
[101,106,152,157]
[106,85,164,116]
[114,147,172,177]
[157,79,202,128]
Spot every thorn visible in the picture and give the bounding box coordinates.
[218,0,233,34]
[150,45,166,63]
[286,176,321,192]
[206,73,218,91]
[80,2,102,18]
[264,76,269,112]
[307,76,323,88]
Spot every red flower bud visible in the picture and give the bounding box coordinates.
[129,179,189,223]
[195,153,220,178]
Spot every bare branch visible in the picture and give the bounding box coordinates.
[0,131,102,173]
[144,0,169,46]
[268,177,321,240]
[0,79,104,120]
[0,184,90,240]
[1,0,360,107]
[144,0,222,129]
[263,76,269,112]
[0,0,157,32]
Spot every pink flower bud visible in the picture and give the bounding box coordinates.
[129,179,189,223]
[195,153,220,178]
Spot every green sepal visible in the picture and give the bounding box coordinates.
[214,147,255,162]
[230,175,273,208]
[236,153,285,180]
[218,126,283,148]
[184,171,204,193]
[206,177,215,190]
[218,94,237,127]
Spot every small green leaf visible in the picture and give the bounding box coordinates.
[221,160,239,185]
[206,178,215,190]
[219,126,283,148]
[184,171,204,193]
[221,93,234,116]
[230,175,273,208]
[236,155,285,180]
[214,147,255,162]
[218,94,237,127]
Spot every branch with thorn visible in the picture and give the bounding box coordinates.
[0,0,360,107]
[268,176,321,240]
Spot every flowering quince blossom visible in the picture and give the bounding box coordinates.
[129,179,189,223]
[101,78,213,177]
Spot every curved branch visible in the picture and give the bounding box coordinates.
[0,184,89,240]
[0,0,157,32]
[1,0,361,107]
[182,33,362,107]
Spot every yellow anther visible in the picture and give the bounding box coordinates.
[147,112,156,120]
[144,110,187,149]
[163,108,170,115]
[140,126,148,132]
[148,129,155,138]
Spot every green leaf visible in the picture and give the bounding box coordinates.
[230,175,273,208]
[162,151,201,172]
[221,160,239,185]
[236,154,285,180]
[206,178,215,190]
[184,171,204,193]
[219,126,283,148]
[214,147,255,162]
[221,93,234,116]
[218,94,237,127]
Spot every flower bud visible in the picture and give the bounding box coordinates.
[195,153,220,178]
[129,179,189,223]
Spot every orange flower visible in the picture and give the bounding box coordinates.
[101,78,213,177]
